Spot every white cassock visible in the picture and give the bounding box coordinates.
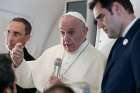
[15,40,106,93]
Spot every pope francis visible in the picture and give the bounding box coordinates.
[12,11,106,93]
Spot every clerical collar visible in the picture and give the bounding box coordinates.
[122,17,138,37]
[67,39,89,55]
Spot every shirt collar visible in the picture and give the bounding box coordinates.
[122,17,138,37]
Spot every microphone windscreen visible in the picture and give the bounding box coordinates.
[54,58,62,67]
[53,58,62,78]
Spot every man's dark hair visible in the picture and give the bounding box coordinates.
[0,54,15,93]
[44,84,75,93]
[89,0,134,14]
[12,17,32,35]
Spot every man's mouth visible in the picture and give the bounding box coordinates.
[64,43,72,48]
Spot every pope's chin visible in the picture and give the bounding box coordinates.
[64,48,71,53]
[64,46,75,53]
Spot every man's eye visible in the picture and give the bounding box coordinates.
[99,14,105,20]
[69,31,74,35]
[14,33,20,36]
[61,31,65,36]
[97,14,105,21]
[7,30,10,34]
[13,32,23,37]
[7,30,23,36]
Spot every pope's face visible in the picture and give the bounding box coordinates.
[59,15,87,52]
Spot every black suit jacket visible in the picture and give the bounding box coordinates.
[16,47,36,93]
[102,19,140,93]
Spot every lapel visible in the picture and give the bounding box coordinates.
[23,47,35,61]
[103,18,140,79]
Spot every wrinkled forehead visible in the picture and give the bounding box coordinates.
[7,21,25,30]
[6,21,27,35]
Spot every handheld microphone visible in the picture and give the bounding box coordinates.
[53,58,62,78]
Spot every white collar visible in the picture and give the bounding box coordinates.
[122,17,138,37]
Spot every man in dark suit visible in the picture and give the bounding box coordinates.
[89,0,140,93]
[5,17,36,93]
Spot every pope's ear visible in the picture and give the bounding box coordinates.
[83,26,88,35]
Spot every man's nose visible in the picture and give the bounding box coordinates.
[7,33,15,41]
[63,34,70,42]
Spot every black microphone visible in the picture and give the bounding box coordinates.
[53,58,62,78]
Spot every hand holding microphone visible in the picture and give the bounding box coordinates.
[48,58,62,86]
[52,58,62,78]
